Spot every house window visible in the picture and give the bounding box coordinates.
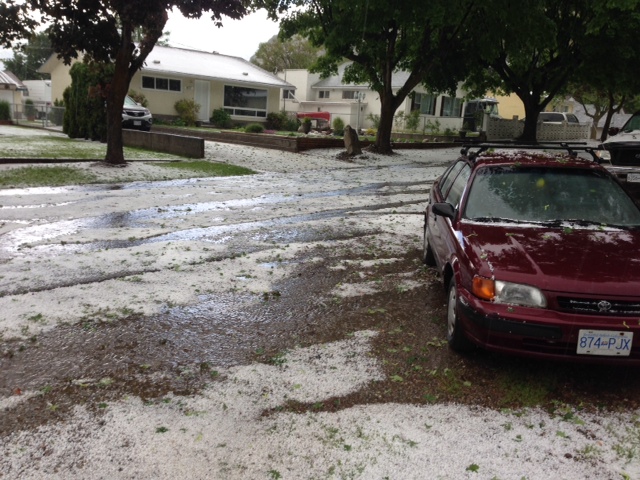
[440,96,463,117]
[342,91,357,100]
[224,85,268,118]
[411,93,436,115]
[282,89,295,99]
[142,75,181,92]
[318,90,330,99]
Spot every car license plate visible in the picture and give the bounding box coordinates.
[134,120,141,126]
[577,330,633,356]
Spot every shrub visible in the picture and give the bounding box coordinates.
[266,111,286,130]
[0,100,11,121]
[128,90,148,107]
[283,116,300,132]
[210,108,232,128]
[25,99,37,119]
[63,61,112,141]
[49,98,65,126]
[406,110,420,132]
[244,123,264,133]
[332,117,345,136]
[174,98,200,126]
[366,113,380,129]
[424,119,441,135]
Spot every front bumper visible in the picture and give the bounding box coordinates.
[457,287,640,364]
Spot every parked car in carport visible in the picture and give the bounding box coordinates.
[599,111,640,165]
[423,143,640,364]
[122,95,152,131]
[538,112,580,124]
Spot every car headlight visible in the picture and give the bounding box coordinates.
[472,276,547,308]
[595,149,611,161]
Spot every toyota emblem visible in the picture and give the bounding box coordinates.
[597,300,612,312]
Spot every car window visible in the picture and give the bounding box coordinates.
[438,161,466,199]
[539,113,563,122]
[566,114,579,123]
[445,164,472,208]
[622,113,640,132]
[463,167,640,227]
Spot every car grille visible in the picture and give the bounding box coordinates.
[557,297,640,316]
[124,110,146,118]
[609,147,640,165]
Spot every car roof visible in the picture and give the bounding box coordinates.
[459,143,604,171]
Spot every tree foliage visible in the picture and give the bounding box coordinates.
[3,32,53,80]
[261,0,474,153]
[250,34,320,73]
[569,2,640,141]
[464,0,640,142]
[30,0,247,165]
[0,1,36,49]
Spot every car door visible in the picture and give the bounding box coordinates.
[428,161,470,264]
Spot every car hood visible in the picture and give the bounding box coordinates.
[460,222,640,296]
[601,130,640,148]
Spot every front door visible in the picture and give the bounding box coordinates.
[194,80,210,122]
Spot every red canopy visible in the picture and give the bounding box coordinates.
[296,111,331,122]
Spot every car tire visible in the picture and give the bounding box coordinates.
[422,218,436,266]
[446,277,473,352]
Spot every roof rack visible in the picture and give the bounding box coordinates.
[460,141,601,163]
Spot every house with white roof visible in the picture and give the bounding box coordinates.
[278,64,468,132]
[0,71,26,105]
[39,45,294,124]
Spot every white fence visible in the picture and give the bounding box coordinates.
[485,116,590,141]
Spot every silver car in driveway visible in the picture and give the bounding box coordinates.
[122,95,152,131]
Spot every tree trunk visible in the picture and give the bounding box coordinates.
[519,99,542,143]
[104,27,135,165]
[374,93,398,154]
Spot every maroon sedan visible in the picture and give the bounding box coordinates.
[423,144,640,363]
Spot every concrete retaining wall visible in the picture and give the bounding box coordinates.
[123,129,204,158]
[153,126,460,153]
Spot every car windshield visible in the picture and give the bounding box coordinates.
[621,113,640,132]
[463,166,640,228]
[124,96,138,107]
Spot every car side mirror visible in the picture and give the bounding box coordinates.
[608,127,620,136]
[432,202,456,219]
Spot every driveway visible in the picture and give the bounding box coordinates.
[1,130,640,479]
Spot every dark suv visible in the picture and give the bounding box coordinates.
[599,111,640,165]
[423,143,640,363]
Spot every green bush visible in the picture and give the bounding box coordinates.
[128,90,148,107]
[332,117,345,136]
[63,61,113,141]
[366,113,380,129]
[0,100,11,121]
[49,98,65,126]
[25,99,37,119]
[266,111,286,130]
[245,123,265,133]
[265,111,299,132]
[174,98,200,126]
[406,110,420,132]
[210,108,232,128]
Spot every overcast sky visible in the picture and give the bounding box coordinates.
[166,9,280,60]
[0,8,281,67]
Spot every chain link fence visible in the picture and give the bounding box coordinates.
[4,103,65,130]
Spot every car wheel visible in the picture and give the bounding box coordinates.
[446,277,473,352]
[422,218,436,266]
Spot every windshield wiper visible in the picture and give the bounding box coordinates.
[468,217,523,224]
